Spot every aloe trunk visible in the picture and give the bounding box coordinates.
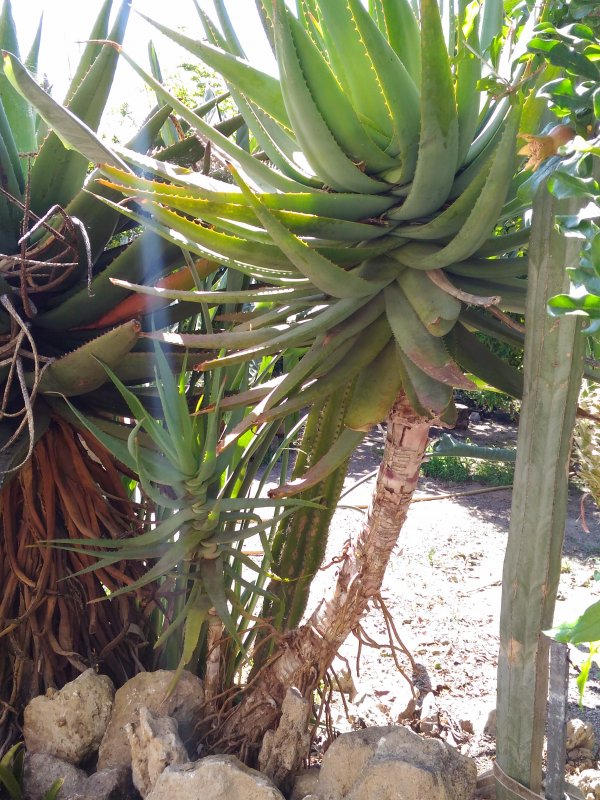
[217,392,431,755]
[495,183,585,799]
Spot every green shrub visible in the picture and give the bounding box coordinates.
[472,460,515,485]
[421,456,471,482]
[421,456,515,485]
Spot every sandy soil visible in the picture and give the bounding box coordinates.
[303,419,600,777]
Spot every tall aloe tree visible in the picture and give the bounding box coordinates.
[0,0,244,751]
[88,0,546,753]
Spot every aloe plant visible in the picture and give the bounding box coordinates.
[0,0,243,750]
[86,0,548,754]
[95,0,540,448]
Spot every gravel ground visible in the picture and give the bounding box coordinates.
[300,419,600,780]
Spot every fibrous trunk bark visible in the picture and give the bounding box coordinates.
[217,392,431,759]
[0,418,151,756]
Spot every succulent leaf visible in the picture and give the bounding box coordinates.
[36,320,141,396]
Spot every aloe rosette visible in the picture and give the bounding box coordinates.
[91,0,539,493]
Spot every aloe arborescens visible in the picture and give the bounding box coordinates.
[92,0,540,755]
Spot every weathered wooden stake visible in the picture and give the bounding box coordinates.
[545,640,569,800]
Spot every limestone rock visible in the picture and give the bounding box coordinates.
[571,768,600,800]
[474,768,495,800]
[567,719,596,754]
[23,754,134,800]
[483,708,497,739]
[145,755,284,800]
[314,725,476,800]
[290,768,320,800]
[331,659,358,701]
[127,707,189,797]
[97,670,204,769]
[258,687,310,793]
[65,766,134,800]
[418,692,440,736]
[23,753,87,800]
[388,681,417,722]
[567,747,596,769]
[341,691,390,730]
[24,669,114,765]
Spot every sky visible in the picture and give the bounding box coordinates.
[10,0,273,133]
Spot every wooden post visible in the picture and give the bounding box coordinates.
[495,182,585,800]
[545,640,569,800]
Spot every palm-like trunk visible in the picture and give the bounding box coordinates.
[0,418,151,754]
[215,393,431,760]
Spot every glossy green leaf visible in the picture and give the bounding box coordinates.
[548,171,599,200]
[99,158,396,219]
[551,599,600,645]
[528,36,599,80]
[548,292,600,319]
[138,11,292,131]
[35,231,183,330]
[380,0,421,83]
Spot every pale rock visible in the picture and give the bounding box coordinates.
[344,691,390,729]
[126,707,189,797]
[483,708,497,739]
[24,669,114,765]
[22,753,87,800]
[23,754,134,800]
[567,747,595,769]
[259,688,310,793]
[474,768,495,800]
[314,725,476,800]
[290,768,320,800]
[145,755,284,800]
[418,692,440,735]
[331,660,358,700]
[65,765,133,800]
[469,412,482,424]
[97,670,204,769]
[331,709,355,735]
[567,719,596,754]
[571,768,600,800]
[388,680,416,722]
